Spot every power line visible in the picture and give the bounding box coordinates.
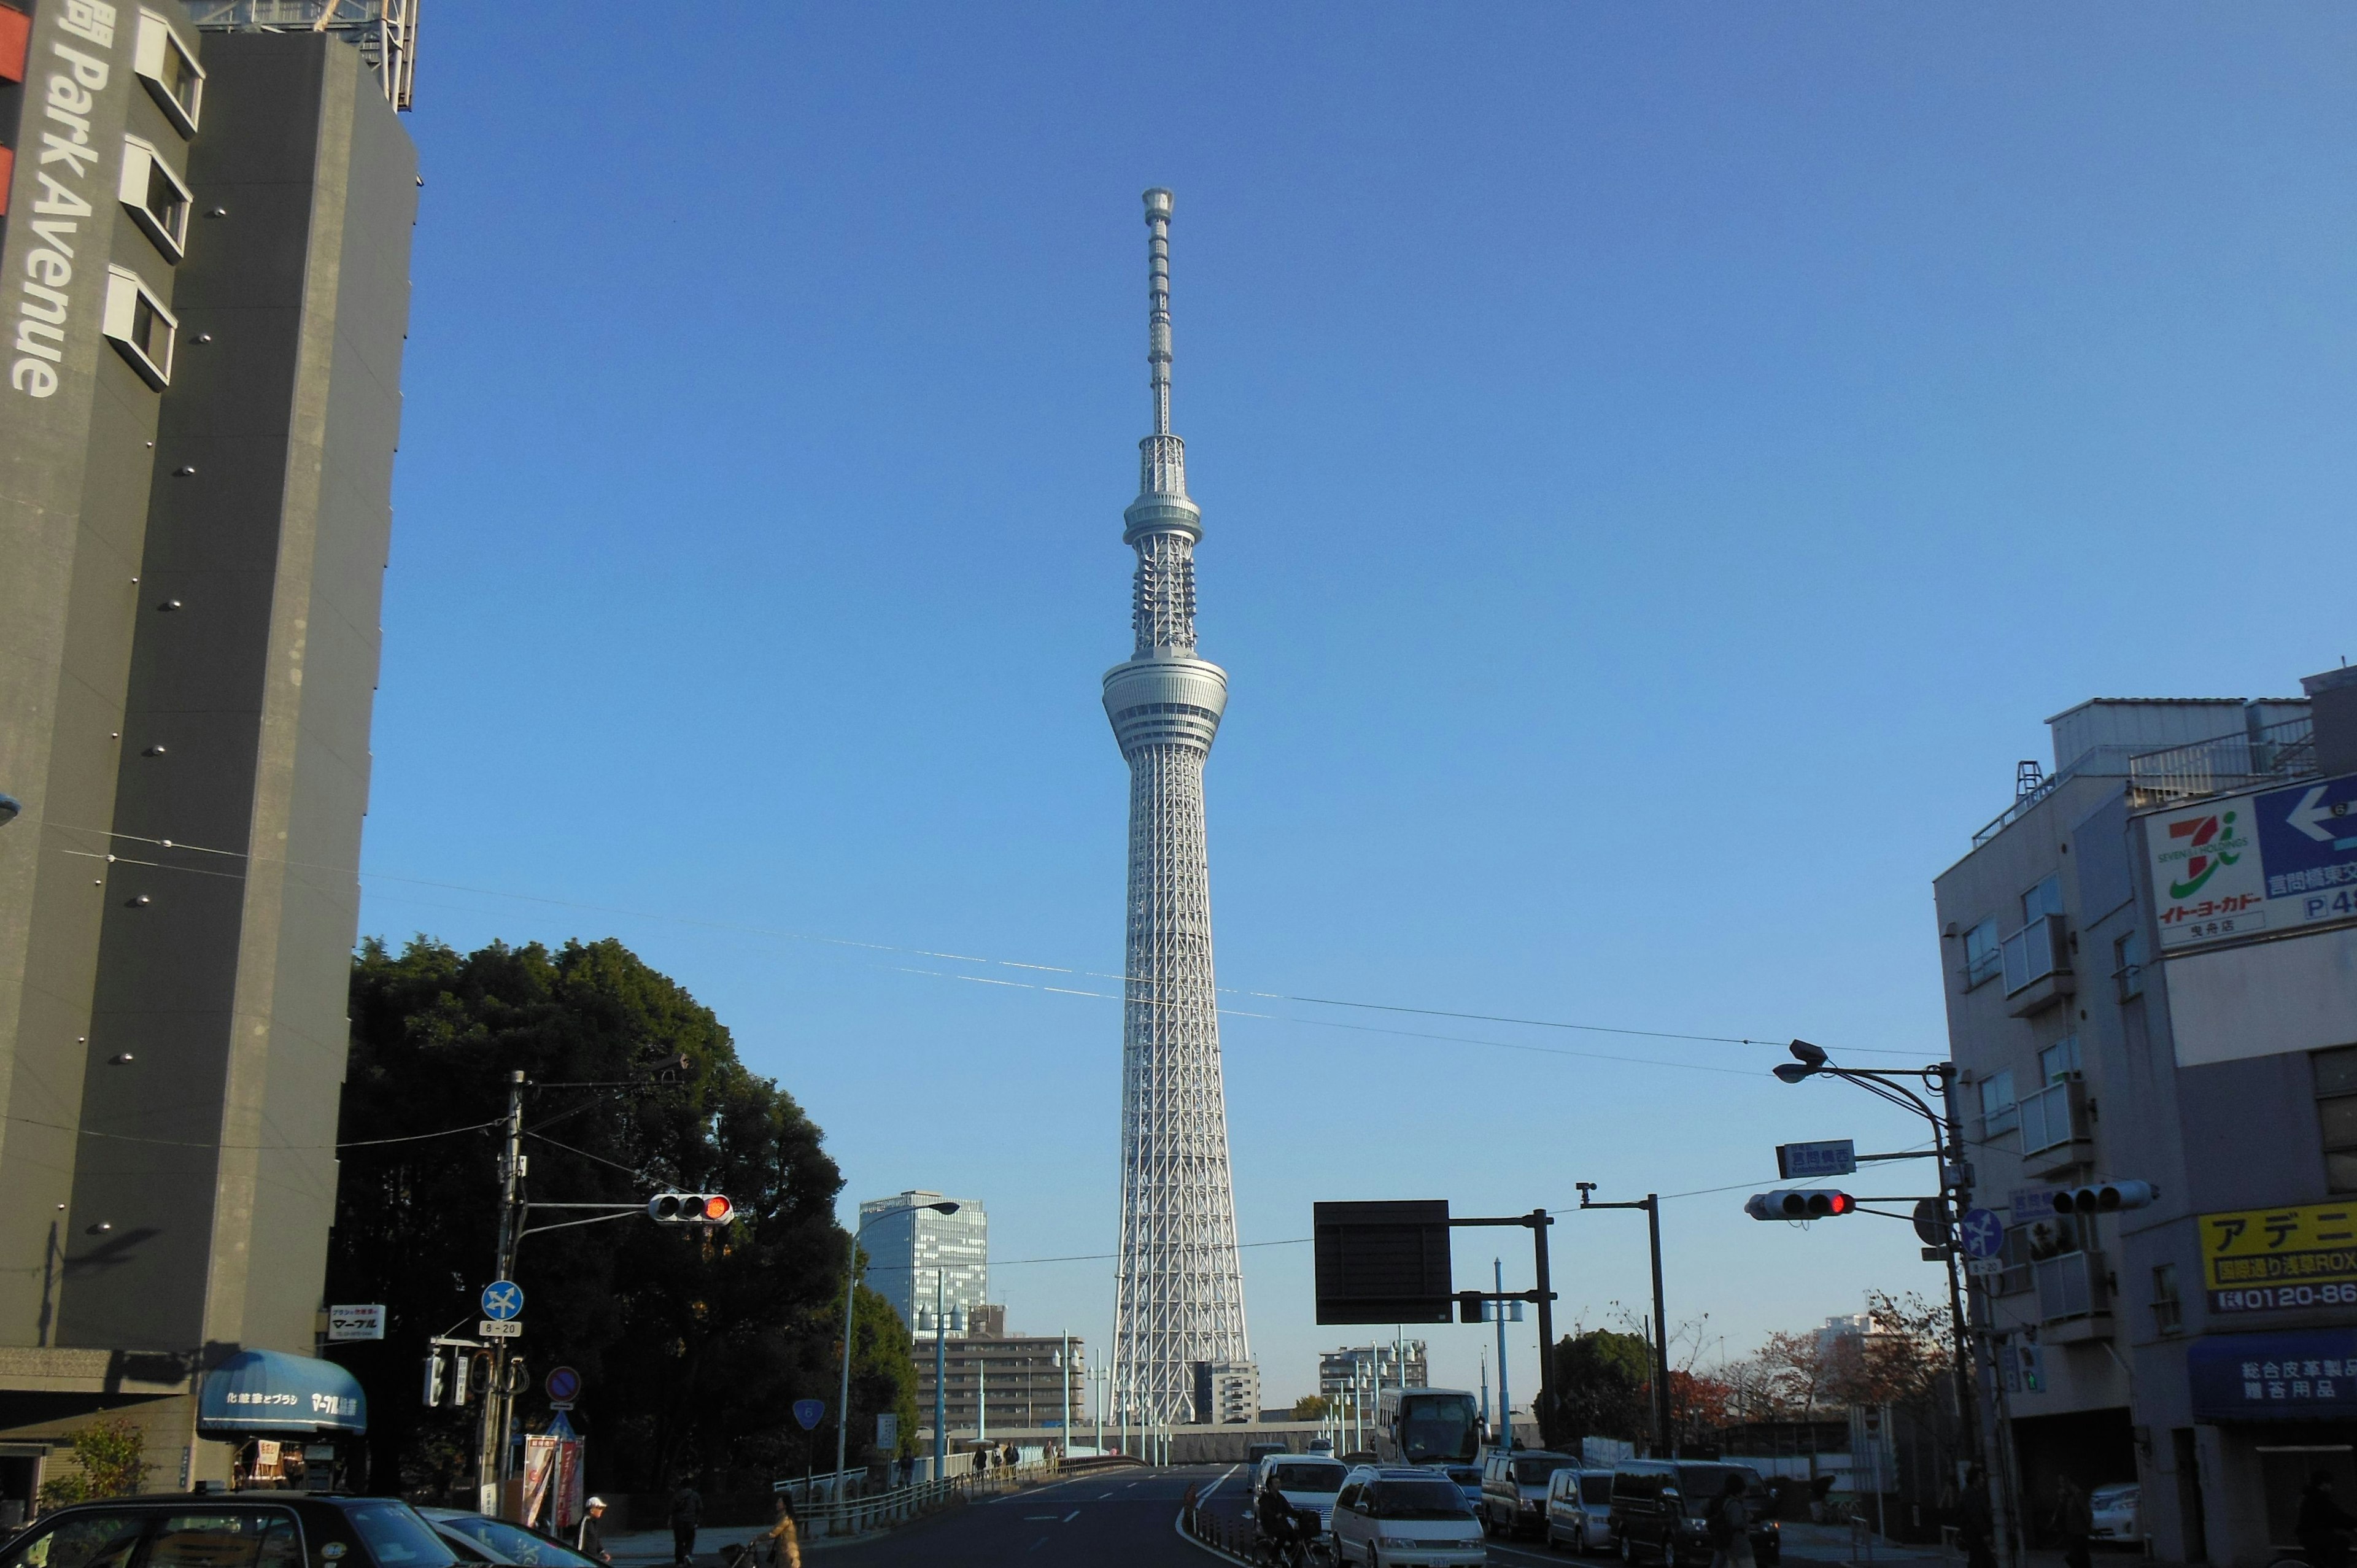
[6,1113,501,1153]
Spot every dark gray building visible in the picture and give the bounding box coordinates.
[0,0,416,1506]
[1935,673,2357,1566]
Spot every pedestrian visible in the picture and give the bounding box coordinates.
[2299,1470,2357,1568]
[1706,1473,1753,1568]
[669,1478,703,1567]
[578,1498,612,1565]
[754,1494,803,1568]
[2051,1477,2093,1568]
[1957,1465,1997,1568]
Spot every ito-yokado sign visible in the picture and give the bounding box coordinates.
[2146,771,2357,951]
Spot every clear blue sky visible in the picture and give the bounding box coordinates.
[358,4,2357,1408]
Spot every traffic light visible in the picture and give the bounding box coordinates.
[422,1349,446,1407]
[2051,1180,2158,1215]
[1746,1189,1857,1221]
[647,1191,735,1224]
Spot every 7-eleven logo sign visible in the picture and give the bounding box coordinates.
[2167,810,2240,899]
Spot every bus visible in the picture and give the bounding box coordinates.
[1374,1386,1482,1467]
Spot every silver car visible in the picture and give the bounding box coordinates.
[1544,1467,1616,1553]
[2088,1483,2139,1544]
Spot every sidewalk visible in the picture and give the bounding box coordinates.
[1775,1523,2183,1568]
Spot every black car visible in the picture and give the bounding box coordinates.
[416,1511,597,1568]
[0,1493,462,1568]
[1609,1461,1779,1568]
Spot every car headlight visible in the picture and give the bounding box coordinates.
[1376,1537,1422,1549]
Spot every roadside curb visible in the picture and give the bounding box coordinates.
[1171,1509,1256,1567]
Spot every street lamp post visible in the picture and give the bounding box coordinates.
[1773,1040,2006,1562]
[1576,1184,1671,1455]
[837,1201,959,1498]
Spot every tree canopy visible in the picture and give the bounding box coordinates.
[328,936,916,1497]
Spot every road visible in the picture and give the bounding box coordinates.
[818,1465,1867,1568]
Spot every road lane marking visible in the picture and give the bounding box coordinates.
[1063,1511,1080,1521]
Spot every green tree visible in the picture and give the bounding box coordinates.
[326,936,913,1496]
[1291,1394,1331,1421]
[1552,1329,1651,1447]
[36,1418,149,1508]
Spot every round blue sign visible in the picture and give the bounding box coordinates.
[546,1365,581,1402]
[1959,1208,2005,1260]
[481,1280,525,1321]
[792,1398,825,1431]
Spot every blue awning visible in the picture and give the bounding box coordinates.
[198,1350,367,1437]
[2188,1328,2357,1422]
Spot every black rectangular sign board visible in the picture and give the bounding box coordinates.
[1313,1200,1453,1324]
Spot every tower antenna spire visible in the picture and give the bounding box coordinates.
[1144,187,1174,436]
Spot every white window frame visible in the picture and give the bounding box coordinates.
[134,10,204,137]
[118,136,192,262]
[102,265,177,388]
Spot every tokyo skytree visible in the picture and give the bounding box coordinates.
[1105,188,1252,1424]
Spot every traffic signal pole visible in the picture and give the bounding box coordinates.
[1577,1187,1670,1454]
[479,1070,526,1506]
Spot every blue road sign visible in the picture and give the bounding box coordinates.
[545,1365,581,1402]
[481,1280,525,1321]
[1959,1208,2005,1260]
[792,1398,825,1431]
[1776,1140,1857,1180]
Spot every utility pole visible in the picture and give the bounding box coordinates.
[1578,1185,1670,1456]
[478,1070,526,1507]
[1492,1258,1511,1451]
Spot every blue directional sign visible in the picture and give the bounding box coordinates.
[1959,1208,2006,1261]
[792,1399,825,1431]
[480,1280,525,1322]
[1776,1140,1857,1180]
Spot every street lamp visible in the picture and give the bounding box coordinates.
[836,1201,959,1497]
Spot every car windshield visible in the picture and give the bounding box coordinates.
[1397,1394,1479,1463]
[1370,1480,1472,1520]
[1674,1467,1765,1518]
[4,1512,149,1568]
[1582,1475,1613,1505]
[433,1520,594,1568]
[2090,1485,2137,1504]
[341,1504,460,1568]
[1271,1463,1346,1494]
[1515,1458,1573,1486]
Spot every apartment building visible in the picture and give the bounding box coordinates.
[1933,669,2357,1563]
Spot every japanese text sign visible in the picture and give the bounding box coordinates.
[2148,771,2357,952]
[2202,1200,2357,1315]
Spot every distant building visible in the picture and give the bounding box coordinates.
[859,1191,986,1334]
[911,1318,1083,1439]
[1320,1342,1428,1415]
[1933,672,2357,1565]
[1193,1359,1260,1424]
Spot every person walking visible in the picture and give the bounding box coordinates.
[1957,1466,1997,1568]
[2299,1471,2357,1568]
[754,1494,803,1568]
[1708,1473,1754,1568]
[668,1480,703,1567]
[578,1499,612,1566]
[2051,1477,2093,1568]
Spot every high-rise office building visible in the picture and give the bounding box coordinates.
[0,0,417,1507]
[1104,187,1252,1427]
[859,1190,988,1336]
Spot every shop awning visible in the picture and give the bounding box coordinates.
[198,1350,367,1437]
[2188,1328,2357,1421]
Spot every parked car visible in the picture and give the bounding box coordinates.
[1609,1459,1779,1567]
[1482,1450,1581,1539]
[0,1493,461,1568]
[1250,1454,1350,1540]
[2088,1483,2140,1545]
[416,1510,598,1568]
[1544,1468,1616,1554]
[1331,1466,1485,1568]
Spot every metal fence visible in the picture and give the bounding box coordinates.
[779,1456,1061,1540]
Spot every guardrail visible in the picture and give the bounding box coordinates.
[778,1456,1060,1540]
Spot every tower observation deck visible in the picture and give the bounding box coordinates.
[1104,188,1252,1425]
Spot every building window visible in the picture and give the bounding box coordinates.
[134,10,204,136]
[2151,1264,2183,1335]
[2115,928,2145,1002]
[1963,918,2002,989]
[2019,1078,2083,1156]
[2314,1045,2357,1194]
[2022,874,2065,924]
[101,265,175,388]
[118,137,191,261]
[1978,1069,2017,1138]
[2040,1035,2081,1083]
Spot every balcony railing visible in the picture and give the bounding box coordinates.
[2036,1249,2110,1323]
[2019,1078,2088,1156]
[2002,914,2069,996]
[2127,716,2317,808]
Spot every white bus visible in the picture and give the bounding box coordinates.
[1374,1386,1482,1467]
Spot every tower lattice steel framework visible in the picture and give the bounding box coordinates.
[1104,188,1251,1425]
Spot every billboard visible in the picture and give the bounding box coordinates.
[2146,771,2357,952]
[2201,1200,2357,1316]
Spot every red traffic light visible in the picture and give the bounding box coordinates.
[647,1191,735,1225]
[1746,1189,1857,1221]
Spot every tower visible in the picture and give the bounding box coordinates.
[1104,188,1251,1424]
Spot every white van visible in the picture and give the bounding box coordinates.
[1331,1465,1485,1567]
